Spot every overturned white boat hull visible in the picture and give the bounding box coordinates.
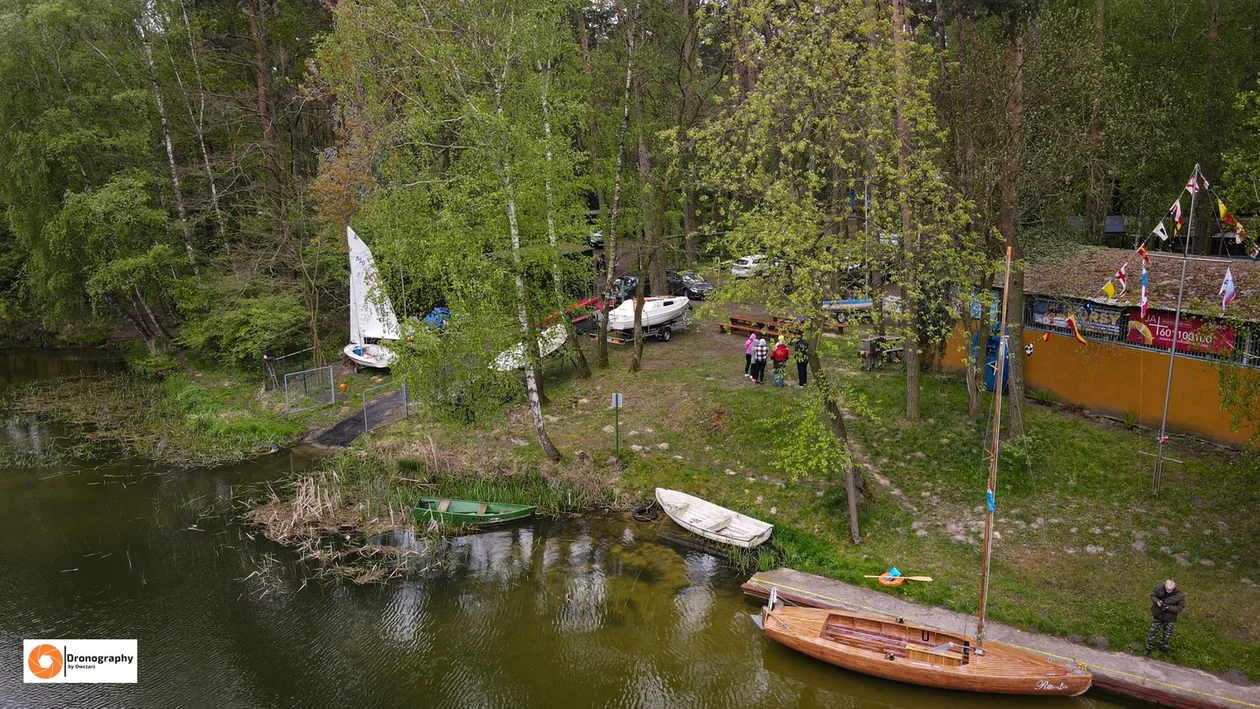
[491,324,568,372]
[606,297,689,331]
[656,488,773,548]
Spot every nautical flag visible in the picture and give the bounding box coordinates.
[1138,243,1149,263]
[1066,315,1088,344]
[1186,174,1200,194]
[1201,174,1211,192]
[1171,199,1184,235]
[1249,243,1260,260]
[1041,331,1051,342]
[1140,265,1149,318]
[1101,280,1117,299]
[1116,264,1128,296]
[1218,198,1229,220]
[1221,267,1237,310]
[1152,222,1169,241]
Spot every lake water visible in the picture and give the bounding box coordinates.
[0,352,1131,707]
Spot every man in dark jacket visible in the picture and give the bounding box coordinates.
[793,336,810,387]
[1144,579,1185,655]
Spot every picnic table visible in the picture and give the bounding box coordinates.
[719,314,845,338]
[858,335,904,371]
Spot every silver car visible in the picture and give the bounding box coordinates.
[731,254,767,278]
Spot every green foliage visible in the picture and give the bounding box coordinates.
[773,393,855,484]
[124,343,179,378]
[1029,387,1056,405]
[178,287,309,367]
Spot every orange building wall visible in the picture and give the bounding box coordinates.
[943,326,1256,447]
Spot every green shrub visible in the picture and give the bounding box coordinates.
[179,292,309,367]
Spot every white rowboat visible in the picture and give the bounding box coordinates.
[343,342,395,369]
[605,297,689,331]
[655,488,773,548]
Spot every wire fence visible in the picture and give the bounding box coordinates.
[263,347,316,391]
[361,381,410,433]
[284,365,335,413]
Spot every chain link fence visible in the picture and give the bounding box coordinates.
[263,347,315,391]
[284,365,335,412]
[361,381,410,432]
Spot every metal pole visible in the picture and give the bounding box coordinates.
[976,246,1014,653]
[403,382,409,419]
[1152,164,1199,498]
[615,405,620,457]
[363,391,369,432]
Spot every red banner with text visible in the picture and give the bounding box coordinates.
[1125,310,1235,355]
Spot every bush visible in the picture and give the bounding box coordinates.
[180,292,309,367]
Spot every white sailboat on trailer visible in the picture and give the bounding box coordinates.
[655,488,773,548]
[344,226,401,369]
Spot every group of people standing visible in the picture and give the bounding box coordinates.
[744,332,809,387]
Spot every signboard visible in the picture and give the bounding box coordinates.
[1126,310,1236,355]
[1030,298,1127,338]
[611,393,623,409]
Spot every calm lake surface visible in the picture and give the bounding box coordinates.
[0,352,1132,708]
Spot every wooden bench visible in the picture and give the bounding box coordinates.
[720,314,843,338]
[859,336,905,371]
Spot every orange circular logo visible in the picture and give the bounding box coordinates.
[28,644,62,679]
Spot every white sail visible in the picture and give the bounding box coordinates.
[347,226,400,344]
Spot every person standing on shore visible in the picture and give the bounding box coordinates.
[771,337,790,386]
[793,335,810,387]
[744,332,757,379]
[751,334,769,384]
[1145,579,1185,655]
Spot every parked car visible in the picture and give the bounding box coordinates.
[607,274,642,305]
[667,270,714,300]
[588,230,605,249]
[731,254,767,278]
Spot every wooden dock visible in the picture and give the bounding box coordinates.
[743,568,1259,709]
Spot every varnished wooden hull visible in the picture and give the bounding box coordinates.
[762,605,1092,697]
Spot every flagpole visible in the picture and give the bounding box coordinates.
[1152,164,1199,498]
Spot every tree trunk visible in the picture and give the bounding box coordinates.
[808,340,863,544]
[137,20,198,275]
[247,0,287,242]
[683,187,698,268]
[1001,16,1027,438]
[504,169,560,461]
[578,10,606,223]
[539,59,591,379]
[1196,0,1220,255]
[1086,0,1105,243]
[892,0,919,422]
[598,5,637,368]
[175,0,224,235]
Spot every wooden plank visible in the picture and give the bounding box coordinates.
[477,503,488,515]
[437,499,452,513]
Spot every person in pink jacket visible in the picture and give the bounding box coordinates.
[744,332,757,378]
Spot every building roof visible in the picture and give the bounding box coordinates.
[1021,246,1260,321]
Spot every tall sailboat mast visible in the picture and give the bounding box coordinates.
[976,246,1014,653]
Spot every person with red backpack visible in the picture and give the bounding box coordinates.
[771,337,790,387]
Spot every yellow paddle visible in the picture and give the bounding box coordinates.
[864,574,933,582]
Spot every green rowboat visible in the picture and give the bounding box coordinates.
[414,497,536,527]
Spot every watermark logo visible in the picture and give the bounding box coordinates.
[22,640,137,683]
[27,644,62,680]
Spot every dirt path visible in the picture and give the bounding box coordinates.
[314,389,407,448]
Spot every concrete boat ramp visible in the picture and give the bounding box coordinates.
[743,568,1258,709]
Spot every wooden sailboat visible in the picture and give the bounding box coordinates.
[755,248,1093,697]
